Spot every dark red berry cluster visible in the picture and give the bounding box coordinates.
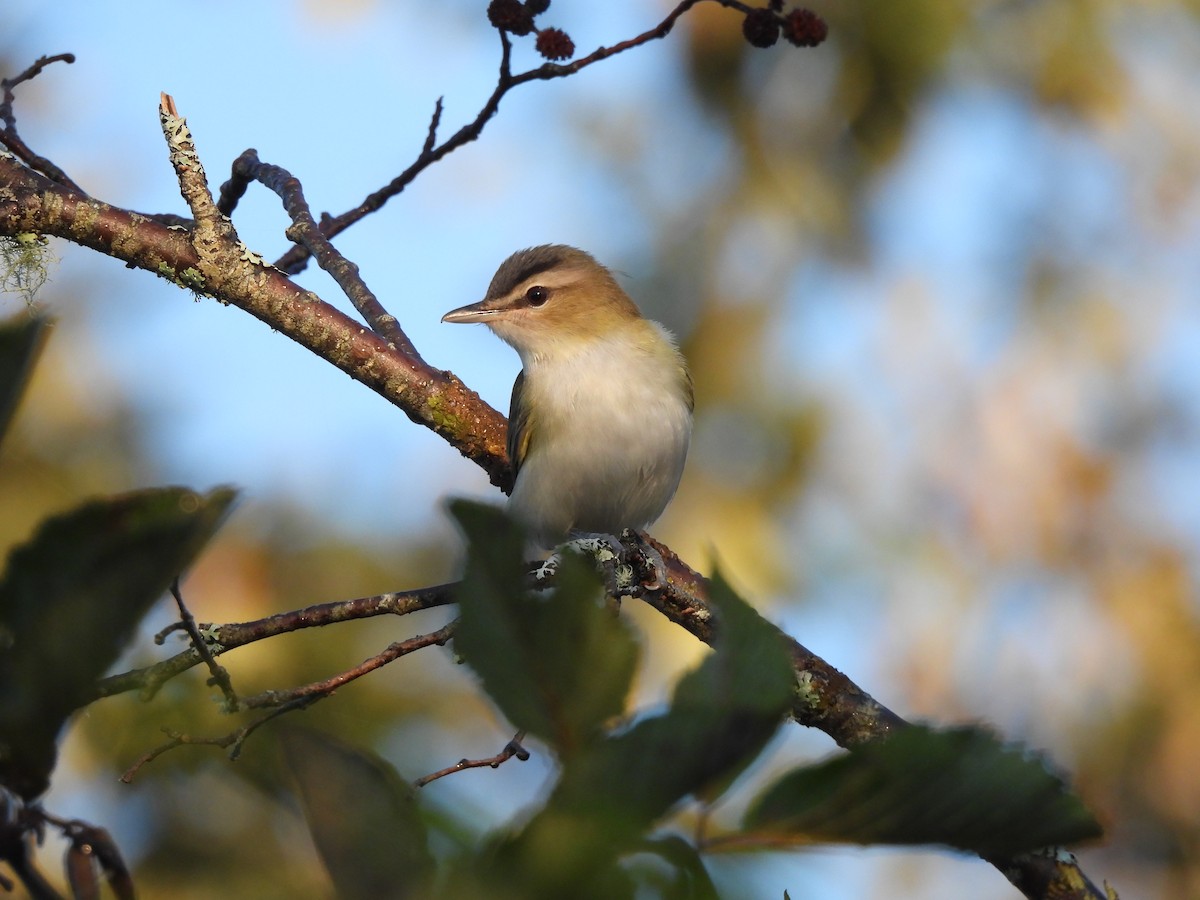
[742,4,828,50]
[743,8,781,48]
[535,28,575,61]
[487,0,575,61]
[487,0,534,35]
[783,9,828,47]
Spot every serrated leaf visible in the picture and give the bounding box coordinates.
[491,570,794,892]
[743,725,1103,857]
[0,313,49,451]
[449,500,639,757]
[281,728,434,900]
[0,486,236,799]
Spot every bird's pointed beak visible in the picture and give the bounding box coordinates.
[441,300,499,324]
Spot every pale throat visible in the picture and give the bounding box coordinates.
[519,322,684,413]
[503,316,691,547]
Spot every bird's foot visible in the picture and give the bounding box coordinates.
[530,532,627,597]
[530,531,669,602]
[618,529,668,593]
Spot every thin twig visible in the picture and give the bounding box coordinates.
[142,94,514,488]
[0,13,1107,895]
[1,54,74,129]
[119,696,317,783]
[168,579,238,712]
[91,583,455,703]
[223,149,417,355]
[422,98,444,154]
[270,0,745,274]
[0,53,83,192]
[119,624,455,780]
[414,730,530,788]
[238,622,456,709]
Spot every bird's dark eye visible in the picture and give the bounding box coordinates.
[525,286,549,307]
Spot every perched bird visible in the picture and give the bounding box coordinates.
[442,244,693,550]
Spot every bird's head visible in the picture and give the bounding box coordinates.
[441,244,644,360]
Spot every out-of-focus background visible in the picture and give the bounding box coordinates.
[2,1,1198,897]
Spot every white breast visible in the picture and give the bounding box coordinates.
[509,323,692,549]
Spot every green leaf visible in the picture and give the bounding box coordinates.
[449,499,639,757]
[439,851,636,900]
[742,724,1103,857]
[632,835,719,900]
[491,570,795,893]
[0,312,49,451]
[280,728,434,900]
[0,486,236,799]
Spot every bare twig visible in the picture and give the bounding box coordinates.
[92,583,455,702]
[269,0,752,275]
[422,98,445,155]
[238,622,456,710]
[221,149,417,355]
[0,53,83,192]
[168,579,238,712]
[119,697,316,783]
[415,730,530,788]
[0,8,1106,894]
[160,94,512,485]
[119,624,456,780]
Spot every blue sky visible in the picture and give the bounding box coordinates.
[4,2,672,533]
[8,1,1195,554]
[4,2,1198,897]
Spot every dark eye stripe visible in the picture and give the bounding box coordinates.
[507,254,565,289]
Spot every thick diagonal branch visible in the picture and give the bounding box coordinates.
[0,154,511,488]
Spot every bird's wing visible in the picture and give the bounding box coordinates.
[507,369,533,477]
[681,362,695,414]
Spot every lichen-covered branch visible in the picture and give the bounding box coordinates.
[218,150,417,356]
[0,5,1106,893]
[624,536,1109,900]
[0,154,511,488]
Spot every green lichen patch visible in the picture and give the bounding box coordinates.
[0,233,54,306]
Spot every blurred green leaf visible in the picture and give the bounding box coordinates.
[489,570,794,894]
[743,725,1103,857]
[0,312,49,451]
[280,728,434,900]
[634,835,719,900]
[0,486,236,799]
[449,500,639,757]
